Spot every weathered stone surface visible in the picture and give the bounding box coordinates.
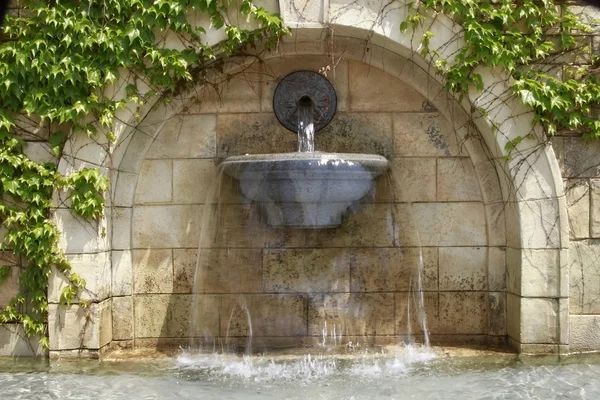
[132,205,201,248]
[220,294,307,337]
[506,199,561,249]
[564,136,600,178]
[388,158,436,202]
[215,204,305,248]
[23,141,55,164]
[549,136,564,175]
[306,203,395,247]
[187,248,262,294]
[506,293,521,342]
[437,158,482,202]
[183,72,262,114]
[438,292,487,334]
[348,61,425,112]
[48,303,101,350]
[217,113,295,157]
[349,247,438,292]
[119,132,153,173]
[395,202,487,246]
[520,298,558,344]
[566,179,590,239]
[316,113,393,157]
[49,252,111,304]
[0,253,19,309]
[488,247,506,291]
[134,160,173,204]
[439,247,487,291]
[569,240,600,314]
[134,294,219,338]
[0,324,44,357]
[146,115,216,159]
[488,292,506,336]
[589,179,600,238]
[263,249,351,293]
[55,209,109,254]
[13,113,49,140]
[133,249,173,294]
[394,113,462,157]
[99,299,112,347]
[506,248,560,298]
[570,315,600,352]
[486,203,507,247]
[262,56,349,112]
[474,162,503,204]
[308,293,394,336]
[112,297,132,340]
[112,207,132,250]
[173,159,218,204]
[396,292,439,335]
[113,172,137,207]
[112,250,132,296]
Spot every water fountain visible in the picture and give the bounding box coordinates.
[220,71,389,228]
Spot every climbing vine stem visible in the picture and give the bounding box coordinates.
[0,0,287,347]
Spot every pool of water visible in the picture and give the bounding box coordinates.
[2,347,600,399]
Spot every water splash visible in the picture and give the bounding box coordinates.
[297,96,315,152]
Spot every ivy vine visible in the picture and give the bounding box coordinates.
[0,0,287,347]
[403,0,599,148]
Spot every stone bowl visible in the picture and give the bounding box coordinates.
[220,152,389,228]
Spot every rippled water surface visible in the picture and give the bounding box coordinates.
[2,348,600,399]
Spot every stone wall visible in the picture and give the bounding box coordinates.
[108,52,507,350]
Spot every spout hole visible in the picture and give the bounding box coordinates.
[298,95,313,108]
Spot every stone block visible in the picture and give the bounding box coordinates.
[437,158,482,202]
[506,199,561,249]
[112,172,137,207]
[133,249,173,294]
[262,56,349,112]
[438,292,487,335]
[112,207,131,250]
[349,247,438,292]
[396,292,439,335]
[23,141,56,164]
[112,297,132,340]
[112,250,132,296]
[506,248,560,298]
[215,204,306,248]
[488,292,506,336]
[146,115,216,159]
[99,299,112,347]
[0,324,44,357]
[520,298,558,344]
[134,160,173,204]
[308,293,394,336]
[173,159,218,204]
[220,294,307,337]
[394,113,463,157]
[0,253,19,309]
[263,249,351,293]
[134,294,218,338]
[348,61,425,112]
[48,252,111,304]
[488,247,506,291]
[439,247,487,291]
[173,249,196,294]
[474,162,503,204]
[566,179,590,239]
[589,179,600,238]
[306,203,395,247]
[570,315,600,353]
[387,158,436,202]
[48,303,103,350]
[132,205,201,248]
[316,113,393,157]
[191,248,262,294]
[183,72,262,114]
[13,113,49,140]
[506,293,521,342]
[486,203,507,247]
[55,209,109,254]
[564,136,600,178]
[118,132,153,173]
[569,240,600,314]
[395,202,487,247]
[549,136,563,175]
[217,113,295,157]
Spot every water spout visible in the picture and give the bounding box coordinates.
[297,95,315,152]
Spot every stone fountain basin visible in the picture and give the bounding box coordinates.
[221,152,389,228]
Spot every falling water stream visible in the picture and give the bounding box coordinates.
[297,95,315,152]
